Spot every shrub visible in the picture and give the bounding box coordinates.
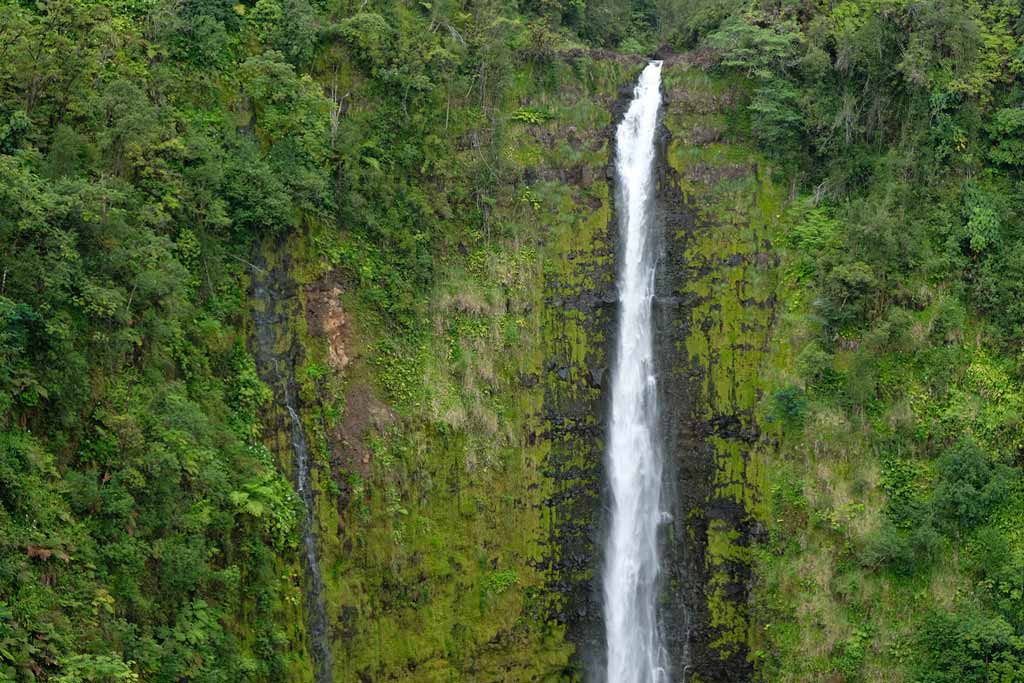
[819,261,877,331]
[931,438,1016,536]
[769,385,808,429]
[796,341,840,391]
[914,610,1024,683]
[510,108,550,125]
[863,519,942,577]
[988,107,1024,167]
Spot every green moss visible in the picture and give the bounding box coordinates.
[255,54,641,682]
[662,60,788,663]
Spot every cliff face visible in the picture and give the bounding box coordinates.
[655,60,783,681]
[250,53,786,683]
[249,53,644,682]
[535,57,788,681]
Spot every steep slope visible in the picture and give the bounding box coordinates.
[250,51,647,681]
[656,58,784,681]
[265,49,793,683]
[694,2,1024,681]
[0,1,660,680]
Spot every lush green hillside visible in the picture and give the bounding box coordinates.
[4,0,1024,681]
[688,1,1024,681]
[0,0,667,680]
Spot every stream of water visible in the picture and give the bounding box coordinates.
[602,60,667,683]
[251,268,334,683]
[284,392,334,683]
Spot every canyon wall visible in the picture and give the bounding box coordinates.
[250,54,786,682]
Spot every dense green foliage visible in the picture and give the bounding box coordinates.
[0,0,686,680]
[0,0,327,678]
[689,0,1024,680]
[9,0,1024,678]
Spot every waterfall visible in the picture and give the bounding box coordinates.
[251,264,334,683]
[603,61,666,683]
[285,396,334,683]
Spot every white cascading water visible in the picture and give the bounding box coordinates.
[603,61,667,683]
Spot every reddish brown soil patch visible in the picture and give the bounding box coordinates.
[304,276,350,373]
[332,381,394,476]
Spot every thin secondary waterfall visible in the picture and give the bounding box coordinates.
[284,394,334,683]
[251,266,334,683]
[603,61,666,683]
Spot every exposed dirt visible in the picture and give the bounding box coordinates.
[304,276,350,373]
[302,272,394,483]
[331,381,394,476]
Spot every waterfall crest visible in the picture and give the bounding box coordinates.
[603,60,666,683]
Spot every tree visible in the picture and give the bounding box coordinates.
[932,438,1015,536]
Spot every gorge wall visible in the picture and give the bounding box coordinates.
[250,53,786,682]
[656,60,783,682]
[11,2,1022,682]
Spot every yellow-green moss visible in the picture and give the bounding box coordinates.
[662,59,788,663]
[262,55,642,682]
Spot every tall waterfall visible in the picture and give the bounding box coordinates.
[603,60,666,683]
